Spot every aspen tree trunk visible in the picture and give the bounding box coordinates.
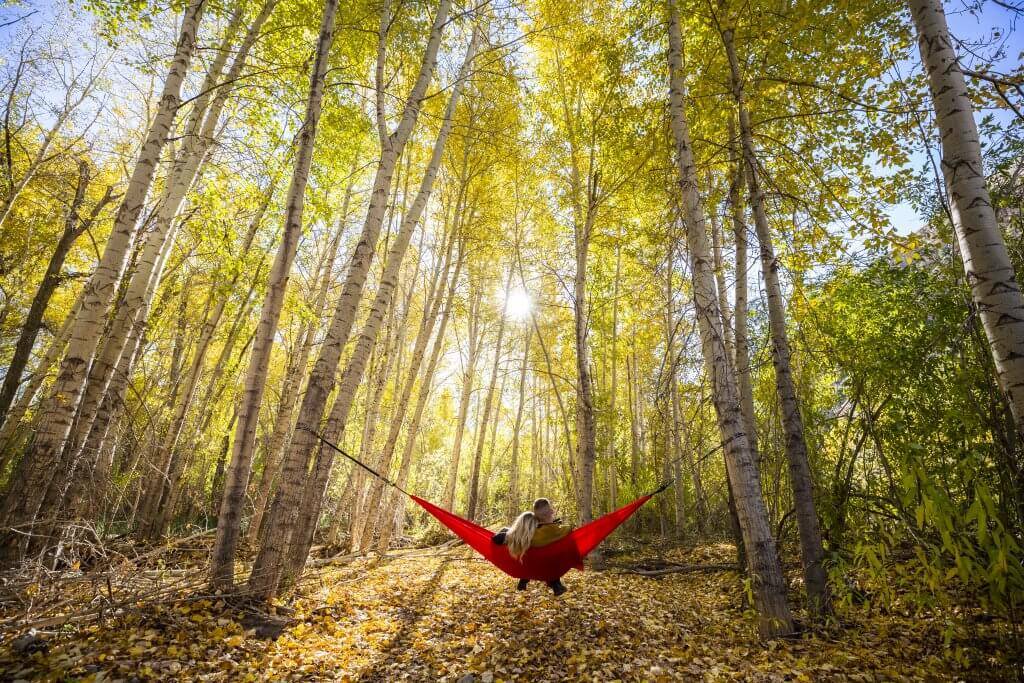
[910,0,1024,435]
[666,0,793,637]
[722,26,829,615]
[62,249,172,519]
[467,268,512,520]
[287,28,478,570]
[375,245,465,551]
[51,212,183,521]
[626,351,641,488]
[728,118,758,461]
[444,290,483,510]
[710,211,735,356]
[251,16,467,596]
[67,2,274,474]
[0,291,80,460]
[248,208,348,544]
[509,327,532,519]
[574,206,598,525]
[209,0,337,590]
[606,239,621,509]
[363,230,460,547]
[0,0,206,562]
[0,169,114,427]
[727,120,754,569]
[256,0,452,580]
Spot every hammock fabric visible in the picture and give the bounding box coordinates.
[301,426,665,582]
[411,494,654,582]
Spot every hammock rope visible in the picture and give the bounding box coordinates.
[303,427,672,581]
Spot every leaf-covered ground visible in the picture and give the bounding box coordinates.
[0,542,1017,681]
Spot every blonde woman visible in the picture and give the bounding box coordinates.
[491,498,572,595]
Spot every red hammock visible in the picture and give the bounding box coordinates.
[411,494,654,582]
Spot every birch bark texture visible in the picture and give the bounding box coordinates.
[284,25,480,577]
[0,0,206,564]
[666,0,793,638]
[209,0,338,590]
[721,25,829,616]
[909,0,1024,436]
[255,0,453,582]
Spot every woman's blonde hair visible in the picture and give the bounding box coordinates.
[506,498,556,560]
[505,511,538,560]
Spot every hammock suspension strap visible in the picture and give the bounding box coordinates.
[300,425,410,497]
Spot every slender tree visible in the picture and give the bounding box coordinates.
[666,0,793,638]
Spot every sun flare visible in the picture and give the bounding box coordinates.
[503,287,532,321]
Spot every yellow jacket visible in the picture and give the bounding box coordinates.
[531,522,571,547]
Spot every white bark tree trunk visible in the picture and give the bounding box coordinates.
[209,0,338,590]
[722,26,829,616]
[248,0,453,596]
[910,0,1024,434]
[0,0,206,564]
[666,0,793,638]
[728,118,759,463]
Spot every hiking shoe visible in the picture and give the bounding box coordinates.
[517,579,529,591]
[548,580,567,596]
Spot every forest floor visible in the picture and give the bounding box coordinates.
[0,538,1019,682]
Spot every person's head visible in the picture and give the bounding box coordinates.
[532,498,556,523]
[505,511,539,560]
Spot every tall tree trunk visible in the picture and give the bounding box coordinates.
[509,327,531,519]
[910,0,1024,435]
[0,290,81,461]
[0,0,206,564]
[710,210,735,356]
[248,204,349,545]
[444,289,482,510]
[666,0,793,638]
[574,201,598,526]
[251,0,453,594]
[722,25,829,616]
[626,349,641,488]
[209,0,337,590]
[727,118,753,569]
[467,267,512,520]
[606,239,621,509]
[728,117,758,461]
